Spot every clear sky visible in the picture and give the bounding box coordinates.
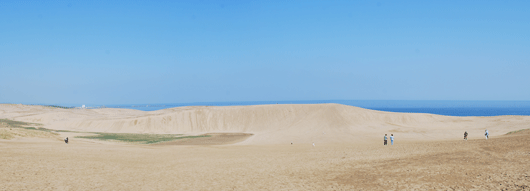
[1,0,529,105]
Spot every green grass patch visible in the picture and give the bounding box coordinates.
[1,118,44,129]
[76,133,210,144]
[0,118,66,133]
[53,129,74,132]
[0,119,60,139]
[506,129,529,135]
[1,118,39,127]
[43,105,75,109]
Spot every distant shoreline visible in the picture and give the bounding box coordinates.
[2,100,530,116]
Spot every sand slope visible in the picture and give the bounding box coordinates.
[1,129,529,190]
[1,104,529,144]
[1,104,530,190]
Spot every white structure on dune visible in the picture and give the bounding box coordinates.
[82,105,85,109]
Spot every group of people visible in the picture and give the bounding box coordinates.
[463,129,489,141]
[383,129,490,146]
[383,134,394,145]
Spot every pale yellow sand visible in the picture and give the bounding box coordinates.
[1,131,529,190]
[1,104,529,145]
[1,104,529,190]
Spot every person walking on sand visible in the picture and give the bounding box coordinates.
[64,137,68,144]
[485,129,489,140]
[390,134,394,145]
[464,131,468,141]
[384,134,388,145]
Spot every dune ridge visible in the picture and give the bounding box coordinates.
[1,104,529,145]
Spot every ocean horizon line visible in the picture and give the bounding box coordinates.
[4,100,530,108]
[2,100,530,117]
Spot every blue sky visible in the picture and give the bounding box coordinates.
[1,0,529,105]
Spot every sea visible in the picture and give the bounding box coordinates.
[89,100,530,117]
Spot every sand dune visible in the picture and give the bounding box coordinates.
[1,127,529,190]
[1,104,529,145]
[1,104,530,190]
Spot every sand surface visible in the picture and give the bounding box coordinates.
[1,104,529,190]
[2,104,530,145]
[153,133,254,146]
[1,130,529,190]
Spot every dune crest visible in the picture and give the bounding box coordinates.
[1,104,529,145]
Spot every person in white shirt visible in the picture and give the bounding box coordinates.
[390,134,394,145]
[485,130,489,140]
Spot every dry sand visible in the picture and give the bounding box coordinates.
[2,103,529,145]
[1,104,529,190]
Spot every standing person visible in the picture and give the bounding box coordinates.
[384,134,388,145]
[464,131,468,141]
[485,129,489,140]
[390,134,394,145]
[64,137,68,144]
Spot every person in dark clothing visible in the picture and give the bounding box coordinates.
[64,137,68,144]
[384,134,388,145]
[464,131,468,141]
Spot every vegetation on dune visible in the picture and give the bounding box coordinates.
[43,105,75,109]
[506,128,529,135]
[1,119,209,144]
[0,129,15,139]
[0,118,40,128]
[76,133,210,144]
[0,119,59,139]
[0,118,59,132]
[1,118,42,130]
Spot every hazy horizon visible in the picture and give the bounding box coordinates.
[5,99,530,108]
